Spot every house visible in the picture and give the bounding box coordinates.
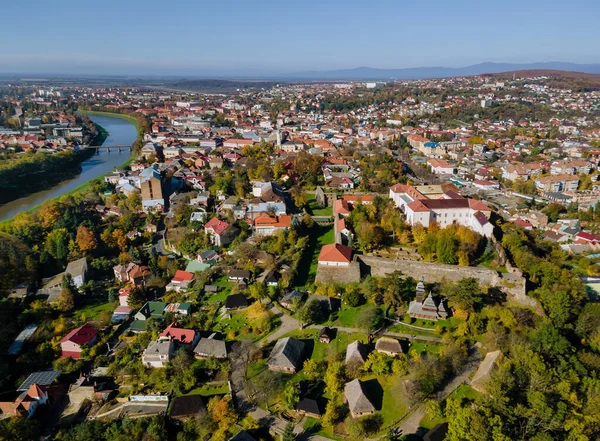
[159,322,199,346]
[296,398,322,418]
[280,290,304,310]
[345,341,369,367]
[169,395,207,421]
[344,379,376,418]
[228,269,251,283]
[267,337,306,374]
[167,270,195,292]
[185,261,211,274]
[230,431,257,441]
[198,250,219,264]
[113,262,150,286]
[164,302,192,315]
[375,337,403,356]
[471,350,503,393]
[265,272,279,287]
[225,294,248,310]
[320,327,335,344]
[142,340,174,368]
[204,218,238,247]
[0,383,49,418]
[65,257,88,288]
[60,323,98,359]
[427,159,454,175]
[253,213,293,235]
[318,243,353,267]
[112,305,132,323]
[423,423,449,441]
[194,338,228,359]
[130,301,167,332]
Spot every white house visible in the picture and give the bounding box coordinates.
[142,340,174,368]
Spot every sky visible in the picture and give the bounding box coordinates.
[1,0,599,76]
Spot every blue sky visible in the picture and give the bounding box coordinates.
[1,0,599,75]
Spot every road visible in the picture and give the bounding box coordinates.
[264,305,300,343]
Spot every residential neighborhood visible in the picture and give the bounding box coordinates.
[0,66,600,441]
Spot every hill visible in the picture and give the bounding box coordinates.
[487,69,600,91]
[285,62,600,81]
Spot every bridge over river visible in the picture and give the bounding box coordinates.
[83,145,133,152]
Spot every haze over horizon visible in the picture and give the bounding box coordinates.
[1,0,599,76]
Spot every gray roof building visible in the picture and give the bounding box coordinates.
[267,337,306,373]
[194,338,227,359]
[344,379,376,417]
[345,340,369,366]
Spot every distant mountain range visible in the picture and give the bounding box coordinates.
[284,62,600,80]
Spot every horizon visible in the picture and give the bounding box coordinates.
[2,0,600,76]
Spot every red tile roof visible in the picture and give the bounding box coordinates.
[318,244,353,263]
[172,270,194,283]
[204,218,230,236]
[160,322,196,344]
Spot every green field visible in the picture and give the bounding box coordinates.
[306,194,333,217]
[76,298,115,321]
[183,383,229,397]
[294,224,335,287]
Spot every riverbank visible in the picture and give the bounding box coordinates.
[0,112,141,223]
[79,110,139,128]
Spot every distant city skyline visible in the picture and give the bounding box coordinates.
[1,0,599,76]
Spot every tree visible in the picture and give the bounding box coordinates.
[443,278,484,312]
[112,229,129,251]
[296,299,328,326]
[303,359,326,381]
[324,361,346,396]
[282,422,295,441]
[436,230,457,264]
[356,306,382,334]
[363,351,392,376]
[127,287,147,309]
[290,186,307,209]
[44,227,70,262]
[75,225,97,254]
[246,301,274,334]
[283,381,299,410]
[343,284,364,307]
[57,287,75,312]
[0,416,41,441]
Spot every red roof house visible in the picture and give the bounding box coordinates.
[60,323,98,359]
[318,244,353,267]
[172,270,195,284]
[159,322,199,346]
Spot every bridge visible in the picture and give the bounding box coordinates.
[83,145,133,152]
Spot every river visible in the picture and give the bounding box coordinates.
[0,114,138,221]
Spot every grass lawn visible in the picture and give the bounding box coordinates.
[282,328,369,367]
[205,275,233,304]
[294,224,335,287]
[335,303,383,328]
[306,194,333,217]
[218,311,260,341]
[76,298,115,321]
[378,374,411,432]
[407,341,441,356]
[183,383,229,397]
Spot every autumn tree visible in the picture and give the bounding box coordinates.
[75,225,97,254]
